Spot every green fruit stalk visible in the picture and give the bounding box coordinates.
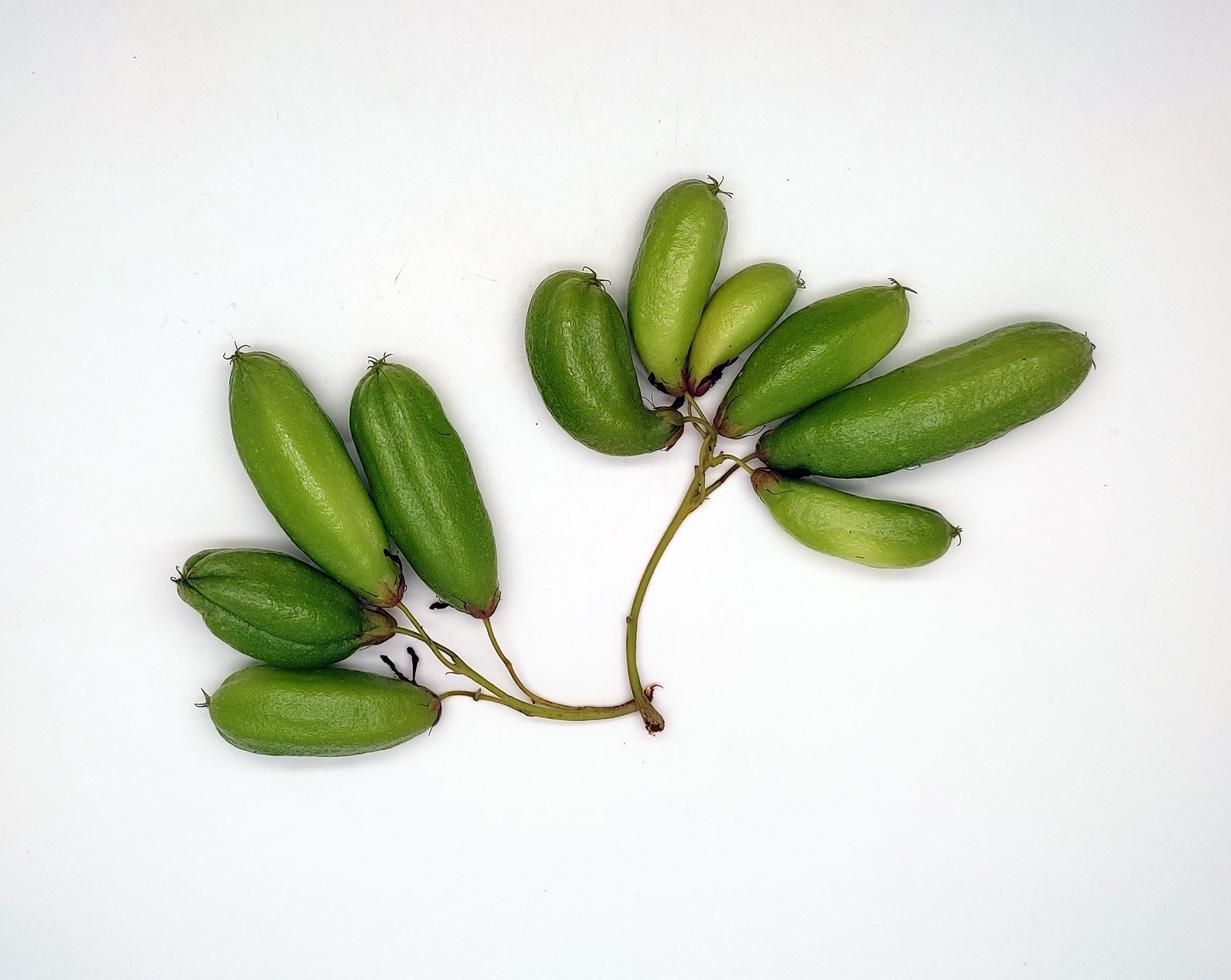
[628,178,728,394]
[759,321,1094,477]
[685,262,801,395]
[351,358,500,617]
[206,665,441,757]
[228,350,403,606]
[176,549,396,668]
[716,281,911,438]
[526,269,684,456]
[752,470,959,568]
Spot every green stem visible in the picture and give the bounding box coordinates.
[705,463,742,497]
[625,429,716,732]
[684,394,716,435]
[710,452,757,473]
[440,689,485,701]
[393,619,636,723]
[483,617,572,710]
[394,617,517,704]
[476,694,639,722]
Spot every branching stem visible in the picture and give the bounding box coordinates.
[392,614,635,722]
[483,617,572,709]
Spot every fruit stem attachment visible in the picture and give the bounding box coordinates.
[684,394,716,436]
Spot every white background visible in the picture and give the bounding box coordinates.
[2,1,1228,976]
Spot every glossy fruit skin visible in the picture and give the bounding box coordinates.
[207,665,441,757]
[759,321,1095,478]
[628,178,728,395]
[685,263,801,395]
[526,269,684,456]
[752,470,958,569]
[351,359,499,618]
[228,350,403,606]
[176,549,396,668]
[715,282,910,438]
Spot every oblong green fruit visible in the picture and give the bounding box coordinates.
[176,548,396,668]
[759,321,1095,477]
[228,350,403,606]
[715,281,911,438]
[351,358,499,618]
[206,665,440,757]
[628,177,728,395]
[752,469,958,569]
[685,263,802,395]
[526,269,684,456]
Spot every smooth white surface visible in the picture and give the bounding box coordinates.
[2,1,1229,976]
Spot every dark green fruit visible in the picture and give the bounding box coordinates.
[206,665,441,757]
[628,178,728,394]
[351,358,499,617]
[228,350,402,606]
[716,281,911,438]
[759,322,1095,477]
[176,549,395,668]
[752,470,958,568]
[685,262,801,395]
[526,269,684,456]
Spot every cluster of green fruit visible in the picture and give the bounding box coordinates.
[177,175,1094,754]
[529,177,1092,730]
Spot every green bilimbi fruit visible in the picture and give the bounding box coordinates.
[759,321,1095,478]
[628,177,728,395]
[206,665,441,757]
[715,281,911,438]
[175,549,396,668]
[229,350,403,607]
[685,262,802,396]
[526,269,684,456]
[351,358,500,618]
[752,470,959,569]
